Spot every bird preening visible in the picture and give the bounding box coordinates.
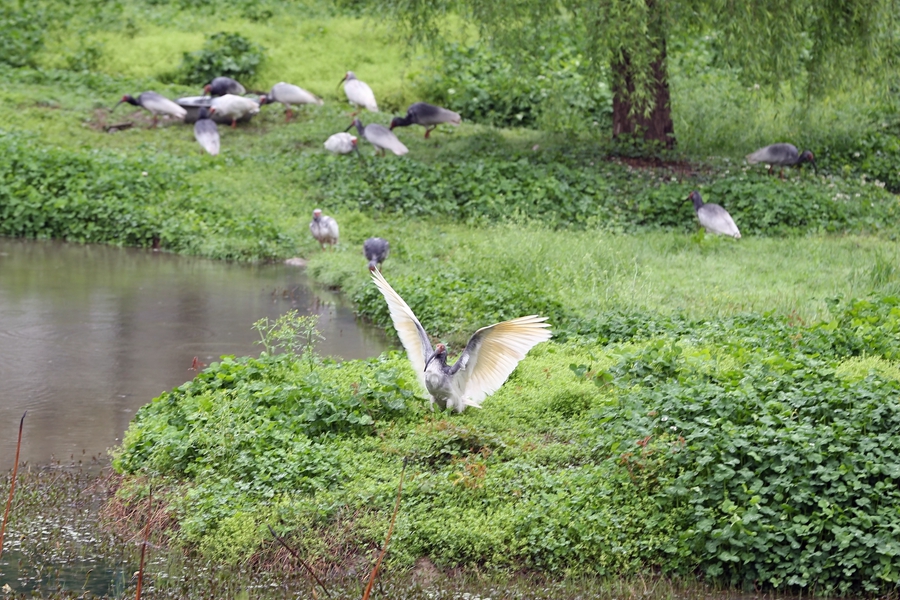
[688,191,741,239]
[209,94,260,128]
[370,269,552,413]
[193,107,220,156]
[390,102,461,139]
[310,209,339,250]
[745,143,816,178]
[204,77,246,97]
[324,132,359,155]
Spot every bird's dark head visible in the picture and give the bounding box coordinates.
[799,150,817,173]
[687,190,704,210]
[424,343,448,371]
[258,94,269,105]
[197,107,210,120]
[389,117,400,130]
[368,260,378,272]
[345,119,363,134]
[203,84,212,95]
[113,95,137,111]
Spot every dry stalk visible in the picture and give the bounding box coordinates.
[0,411,26,561]
[361,457,408,600]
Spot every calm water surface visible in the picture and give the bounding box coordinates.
[0,238,387,464]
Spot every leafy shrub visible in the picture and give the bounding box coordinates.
[0,3,46,67]
[417,41,612,131]
[569,296,900,592]
[305,151,899,236]
[0,133,293,260]
[173,31,265,86]
[817,115,900,193]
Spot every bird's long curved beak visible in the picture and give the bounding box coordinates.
[336,75,347,89]
[344,123,354,133]
[112,99,124,112]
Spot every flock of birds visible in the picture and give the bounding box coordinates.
[115,72,819,413]
[112,72,461,158]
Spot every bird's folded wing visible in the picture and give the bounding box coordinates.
[370,270,432,392]
[455,316,552,407]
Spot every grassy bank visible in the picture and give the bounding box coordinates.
[3,0,900,595]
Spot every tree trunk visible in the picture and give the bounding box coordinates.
[610,0,675,149]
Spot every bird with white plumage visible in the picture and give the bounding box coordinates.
[370,269,552,413]
[349,118,408,156]
[339,71,378,114]
[193,107,220,156]
[113,92,186,127]
[259,82,323,121]
[688,191,741,239]
[310,209,339,250]
[209,94,260,128]
[324,132,359,155]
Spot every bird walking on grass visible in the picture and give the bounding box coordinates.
[339,71,378,114]
[209,94,260,128]
[310,209,339,250]
[745,143,816,178]
[688,191,741,238]
[193,107,220,156]
[390,102,461,139]
[113,92,186,127]
[349,119,408,156]
[259,82,323,121]
[363,237,389,271]
[324,132,359,155]
[204,77,246,97]
[370,269,551,413]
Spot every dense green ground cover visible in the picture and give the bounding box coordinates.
[3,0,900,594]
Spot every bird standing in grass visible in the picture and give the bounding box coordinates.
[363,237,389,271]
[688,191,741,238]
[310,209,339,250]
[193,107,220,156]
[339,71,378,114]
[209,94,260,128]
[349,119,408,156]
[259,82,323,121]
[204,77,246,97]
[113,92,186,127]
[390,102,461,139]
[370,269,552,413]
[745,143,816,178]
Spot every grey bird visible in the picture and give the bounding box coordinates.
[688,191,741,238]
[259,82,323,121]
[390,102,461,139]
[204,77,246,97]
[370,269,552,413]
[363,237,390,271]
[113,92,186,127]
[745,143,816,178]
[310,209,339,250]
[348,118,408,156]
[193,107,220,156]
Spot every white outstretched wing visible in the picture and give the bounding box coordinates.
[370,269,432,392]
[453,315,552,408]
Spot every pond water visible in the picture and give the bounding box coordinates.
[0,238,388,465]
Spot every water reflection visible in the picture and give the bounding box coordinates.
[0,238,387,464]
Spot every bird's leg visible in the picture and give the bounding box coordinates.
[151,114,159,128]
[231,118,237,129]
[285,108,293,122]
[779,168,785,180]
[424,126,435,139]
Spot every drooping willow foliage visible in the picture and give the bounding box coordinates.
[378,0,900,140]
